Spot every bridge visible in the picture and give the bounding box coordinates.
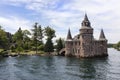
[59,48,66,56]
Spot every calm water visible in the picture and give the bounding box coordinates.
[0,48,120,80]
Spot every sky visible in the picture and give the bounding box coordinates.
[0,0,120,43]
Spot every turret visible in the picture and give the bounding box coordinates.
[65,28,73,56]
[98,29,108,56]
[81,13,91,27]
[67,28,72,40]
[80,14,93,35]
[79,14,94,57]
[99,29,107,41]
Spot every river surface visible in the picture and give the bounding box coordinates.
[0,48,120,80]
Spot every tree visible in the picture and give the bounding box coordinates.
[44,38,54,53]
[56,38,64,52]
[31,23,44,53]
[31,23,38,53]
[13,27,23,41]
[13,27,24,53]
[0,26,8,49]
[22,30,31,50]
[44,26,56,53]
[44,26,55,39]
[113,41,120,50]
[37,25,44,43]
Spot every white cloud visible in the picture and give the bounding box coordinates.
[0,16,32,33]
[1,0,120,43]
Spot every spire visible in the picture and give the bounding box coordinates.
[81,13,91,27]
[84,13,89,21]
[99,29,106,40]
[67,28,72,40]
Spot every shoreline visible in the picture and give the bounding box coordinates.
[2,51,58,57]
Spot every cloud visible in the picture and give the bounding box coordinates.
[0,16,32,33]
[0,0,120,43]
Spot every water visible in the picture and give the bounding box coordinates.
[0,48,120,80]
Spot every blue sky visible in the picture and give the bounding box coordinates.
[0,0,120,43]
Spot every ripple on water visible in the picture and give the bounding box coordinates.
[0,48,120,80]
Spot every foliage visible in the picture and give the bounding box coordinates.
[113,41,120,50]
[12,27,24,53]
[0,24,57,55]
[37,25,44,42]
[38,45,44,51]
[16,46,23,54]
[13,28,23,41]
[44,38,54,53]
[0,26,8,49]
[44,26,56,39]
[56,38,64,52]
[22,30,31,50]
[31,23,44,53]
[107,43,114,48]
[10,45,16,52]
[0,49,9,57]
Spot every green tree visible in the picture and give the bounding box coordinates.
[44,38,54,53]
[23,30,31,50]
[31,23,38,53]
[56,38,64,52]
[37,25,44,43]
[13,28,23,41]
[44,26,56,53]
[113,41,120,50]
[31,23,44,53]
[44,26,55,39]
[13,27,24,53]
[0,26,8,49]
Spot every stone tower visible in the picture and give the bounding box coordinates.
[65,28,73,56]
[79,14,94,57]
[98,29,108,56]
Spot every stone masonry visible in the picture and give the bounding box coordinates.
[65,14,108,58]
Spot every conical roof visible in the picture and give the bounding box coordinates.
[81,13,91,27]
[99,29,106,40]
[84,13,89,21]
[67,28,72,40]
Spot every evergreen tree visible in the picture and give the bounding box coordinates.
[31,23,38,53]
[44,26,55,39]
[37,25,44,43]
[56,38,64,52]
[13,27,24,53]
[44,26,56,53]
[44,38,54,53]
[31,23,44,53]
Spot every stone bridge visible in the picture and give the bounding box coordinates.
[59,48,66,56]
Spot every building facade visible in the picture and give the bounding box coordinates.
[65,14,108,57]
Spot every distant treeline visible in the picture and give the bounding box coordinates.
[107,43,115,48]
[113,41,120,51]
[107,42,120,51]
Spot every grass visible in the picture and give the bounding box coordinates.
[10,50,45,55]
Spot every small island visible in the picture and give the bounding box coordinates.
[0,14,108,58]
